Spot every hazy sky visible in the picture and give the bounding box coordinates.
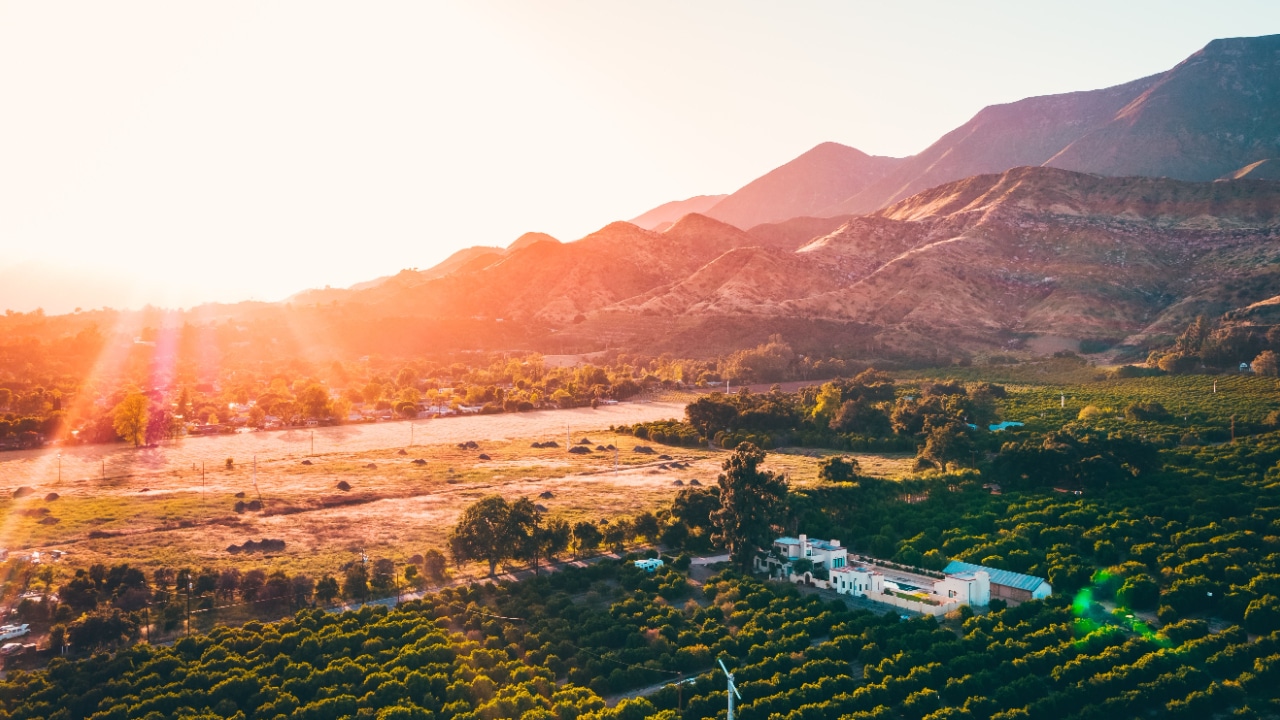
[3,1,1279,313]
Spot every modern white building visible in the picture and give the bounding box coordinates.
[757,534,1050,614]
[830,563,885,597]
[755,534,848,582]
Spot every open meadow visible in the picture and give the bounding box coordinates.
[0,402,913,583]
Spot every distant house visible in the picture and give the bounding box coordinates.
[943,560,1051,604]
[188,424,226,436]
[634,558,664,572]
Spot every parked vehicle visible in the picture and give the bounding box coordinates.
[0,624,30,641]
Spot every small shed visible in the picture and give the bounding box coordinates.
[943,560,1051,604]
[634,558,665,572]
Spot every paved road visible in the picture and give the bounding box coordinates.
[0,402,686,487]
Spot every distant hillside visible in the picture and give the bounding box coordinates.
[701,142,901,229]
[507,232,560,252]
[281,168,1280,359]
[638,35,1278,223]
[824,76,1157,215]
[820,34,1280,214]
[796,168,1280,349]
[629,195,726,231]
[288,234,559,307]
[572,169,1280,355]
[325,213,770,325]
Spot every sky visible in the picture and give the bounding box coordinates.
[2,1,1279,314]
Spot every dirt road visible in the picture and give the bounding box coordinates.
[0,402,687,487]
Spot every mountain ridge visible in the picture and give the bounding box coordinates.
[122,33,1280,360]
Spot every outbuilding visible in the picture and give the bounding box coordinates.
[943,560,1051,604]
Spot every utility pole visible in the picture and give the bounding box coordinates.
[672,677,696,712]
[532,510,541,577]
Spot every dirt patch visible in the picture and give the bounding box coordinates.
[0,401,687,487]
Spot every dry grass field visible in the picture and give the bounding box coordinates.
[0,403,916,583]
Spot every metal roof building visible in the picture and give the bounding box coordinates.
[943,561,1051,603]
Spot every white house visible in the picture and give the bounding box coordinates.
[754,534,848,582]
[757,534,1053,614]
[829,564,885,597]
[934,569,991,607]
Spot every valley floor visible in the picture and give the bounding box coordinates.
[0,400,914,582]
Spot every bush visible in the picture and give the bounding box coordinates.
[1125,401,1170,422]
[1245,595,1280,635]
[1254,350,1279,377]
[1117,574,1160,610]
[1110,364,1165,379]
[1078,405,1110,420]
[818,456,860,482]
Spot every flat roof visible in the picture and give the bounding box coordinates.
[832,565,878,574]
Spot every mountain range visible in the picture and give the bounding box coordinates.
[298,165,1280,357]
[28,34,1280,362]
[649,33,1280,229]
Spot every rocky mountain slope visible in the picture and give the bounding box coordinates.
[635,35,1279,224]
[273,33,1280,358]
[694,142,901,230]
[831,34,1280,213]
[790,168,1280,349]
[329,213,780,325]
[292,168,1280,357]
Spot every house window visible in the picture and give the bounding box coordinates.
[948,590,956,598]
